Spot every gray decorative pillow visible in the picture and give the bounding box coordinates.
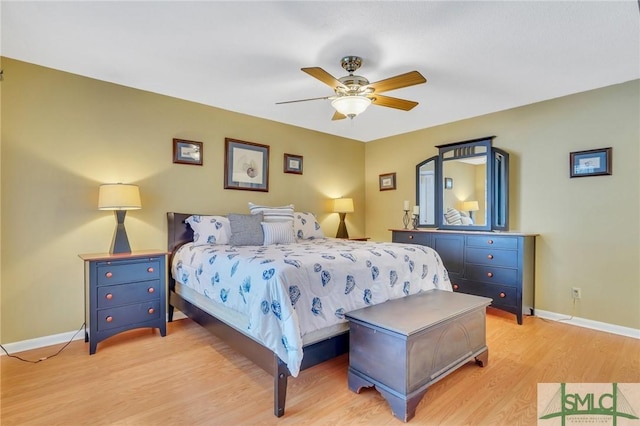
[228,213,264,246]
[444,207,463,225]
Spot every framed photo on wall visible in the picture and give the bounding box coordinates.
[570,147,612,178]
[379,172,396,191]
[224,138,270,191]
[173,139,203,165]
[284,153,303,174]
[444,177,454,189]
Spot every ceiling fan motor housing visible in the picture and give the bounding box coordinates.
[337,75,373,96]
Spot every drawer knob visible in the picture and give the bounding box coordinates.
[106,316,113,323]
[487,254,494,260]
[408,235,414,239]
[499,292,506,298]
[105,272,113,279]
[148,287,155,294]
[147,267,154,273]
[487,239,494,245]
[105,293,113,300]
[487,272,494,278]
[453,284,459,290]
[148,308,155,314]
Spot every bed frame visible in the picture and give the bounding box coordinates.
[166,212,349,417]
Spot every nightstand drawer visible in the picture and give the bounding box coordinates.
[97,259,160,285]
[466,235,518,250]
[97,280,161,308]
[465,265,518,286]
[97,300,161,331]
[465,247,518,268]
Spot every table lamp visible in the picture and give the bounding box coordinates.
[462,200,479,221]
[98,183,141,254]
[333,198,354,239]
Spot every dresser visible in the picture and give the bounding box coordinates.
[79,250,168,354]
[392,229,536,324]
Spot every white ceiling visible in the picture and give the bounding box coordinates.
[2,1,639,142]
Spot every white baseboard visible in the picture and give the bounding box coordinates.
[535,309,640,339]
[3,309,636,356]
[1,311,189,356]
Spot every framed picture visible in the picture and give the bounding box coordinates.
[224,138,269,191]
[284,153,303,175]
[445,177,454,189]
[173,139,203,165]
[379,172,396,191]
[570,147,612,178]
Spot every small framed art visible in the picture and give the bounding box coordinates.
[173,139,203,165]
[284,153,303,174]
[570,147,612,178]
[224,138,270,192]
[379,172,396,191]
[445,177,453,189]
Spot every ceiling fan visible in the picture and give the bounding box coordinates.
[277,56,427,120]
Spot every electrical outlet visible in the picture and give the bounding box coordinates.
[572,287,582,299]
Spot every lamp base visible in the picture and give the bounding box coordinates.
[110,210,132,254]
[336,212,349,239]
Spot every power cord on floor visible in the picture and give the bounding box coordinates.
[540,298,577,324]
[0,322,85,363]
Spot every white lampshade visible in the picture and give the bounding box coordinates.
[462,200,479,212]
[331,96,372,118]
[98,184,142,210]
[333,198,354,213]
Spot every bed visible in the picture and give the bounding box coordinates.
[166,211,452,417]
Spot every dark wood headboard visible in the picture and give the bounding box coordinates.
[167,212,194,253]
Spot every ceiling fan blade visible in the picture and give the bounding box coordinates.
[370,94,419,111]
[276,96,331,105]
[302,67,344,90]
[331,111,347,121]
[366,71,426,94]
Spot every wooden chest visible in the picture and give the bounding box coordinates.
[346,289,491,422]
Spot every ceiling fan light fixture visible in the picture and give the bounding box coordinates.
[331,96,372,119]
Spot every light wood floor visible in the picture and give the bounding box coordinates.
[2,308,639,425]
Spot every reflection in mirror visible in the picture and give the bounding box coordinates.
[416,136,509,231]
[493,148,509,230]
[416,157,436,226]
[442,156,487,227]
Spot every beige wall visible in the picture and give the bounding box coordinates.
[365,79,640,329]
[2,58,638,344]
[0,58,365,343]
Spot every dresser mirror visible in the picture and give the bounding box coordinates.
[416,136,509,231]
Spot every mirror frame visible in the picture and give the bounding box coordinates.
[416,136,509,231]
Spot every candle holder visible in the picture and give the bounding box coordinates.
[412,214,419,230]
[402,210,410,229]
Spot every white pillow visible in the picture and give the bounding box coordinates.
[460,216,474,225]
[186,215,231,245]
[293,212,325,240]
[261,221,296,245]
[248,202,294,222]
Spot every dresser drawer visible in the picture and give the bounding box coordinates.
[97,300,161,331]
[466,235,518,250]
[392,231,430,246]
[97,280,160,309]
[97,259,160,285]
[452,281,517,308]
[465,247,518,268]
[466,265,518,286]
